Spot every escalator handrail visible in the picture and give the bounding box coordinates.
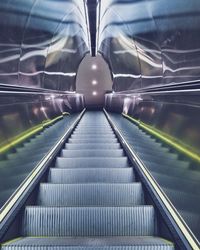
[0,108,86,225]
[104,108,200,250]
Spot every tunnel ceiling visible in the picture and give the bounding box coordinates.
[96,0,200,92]
[0,0,90,92]
[1,0,200,93]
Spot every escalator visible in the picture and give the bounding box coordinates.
[0,114,79,208]
[108,113,200,243]
[0,111,179,249]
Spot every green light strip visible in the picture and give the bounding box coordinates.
[0,113,69,155]
[122,113,200,164]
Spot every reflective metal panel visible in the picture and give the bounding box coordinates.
[105,90,200,155]
[98,0,200,91]
[0,91,84,153]
[0,0,89,91]
[106,92,200,241]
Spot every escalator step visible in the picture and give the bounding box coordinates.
[163,187,200,213]
[71,135,116,139]
[151,171,200,194]
[38,183,144,206]
[48,168,135,183]
[55,157,129,168]
[73,130,114,134]
[68,138,118,143]
[23,206,155,236]
[73,131,114,134]
[65,143,121,150]
[1,237,174,249]
[61,149,124,158]
[136,153,178,162]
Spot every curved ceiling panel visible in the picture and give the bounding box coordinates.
[0,0,89,91]
[97,0,200,92]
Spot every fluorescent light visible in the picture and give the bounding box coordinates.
[92,80,98,85]
[40,107,46,111]
[91,64,97,70]
[92,91,97,96]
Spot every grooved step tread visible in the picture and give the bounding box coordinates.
[23,206,155,236]
[61,149,124,158]
[65,143,121,150]
[71,136,116,139]
[2,237,174,249]
[48,168,135,183]
[55,157,129,168]
[38,183,144,206]
[68,138,118,143]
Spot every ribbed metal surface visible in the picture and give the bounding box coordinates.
[73,130,113,133]
[23,206,155,237]
[65,143,121,150]
[2,237,174,250]
[38,183,144,206]
[68,138,118,143]
[151,171,200,194]
[55,157,129,168]
[71,134,116,138]
[2,246,174,250]
[48,168,135,183]
[61,149,124,158]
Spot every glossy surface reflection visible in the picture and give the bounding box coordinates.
[0,0,89,91]
[98,0,200,91]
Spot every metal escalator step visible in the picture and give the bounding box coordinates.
[0,173,28,189]
[136,150,177,160]
[71,135,116,139]
[178,210,200,240]
[146,162,196,180]
[55,157,129,168]
[128,141,163,150]
[2,236,174,249]
[143,160,189,171]
[72,132,114,135]
[68,138,118,143]
[61,149,124,158]
[48,168,135,183]
[163,187,200,213]
[73,129,113,132]
[0,188,15,208]
[38,183,144,206]
[23,206,155,236]
[65,143,121,150]
[136,152,178,161]
[151,171,200,194]
[72,130,114,134]
[16,147,50,155]
[132,146,170,154]
[72,134,114,138]
[6,153,46,162]
[0,162,38,176]
[140,156,185,167]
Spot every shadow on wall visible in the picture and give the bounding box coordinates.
[76,54,113,109]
